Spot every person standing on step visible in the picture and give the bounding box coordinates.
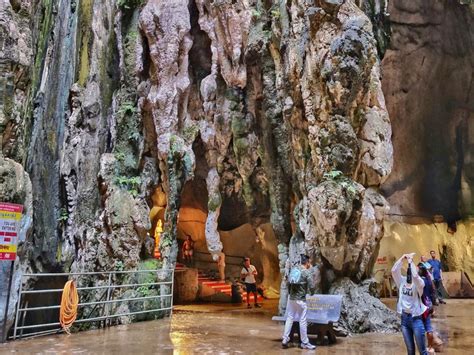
[427,250,446,304]
[241,257,261,309]
[281,254,316,350]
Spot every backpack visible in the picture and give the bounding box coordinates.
[421,276,434,319]
[288,266,302,284]
[241,266,249,282]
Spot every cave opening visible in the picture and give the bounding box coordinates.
[156,137,281,305]
[174,177,281,305]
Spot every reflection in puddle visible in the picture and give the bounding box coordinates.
[0,299,472,354]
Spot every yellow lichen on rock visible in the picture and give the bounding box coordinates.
[374,220,474,282]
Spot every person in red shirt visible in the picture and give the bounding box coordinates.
[182,235,194,264]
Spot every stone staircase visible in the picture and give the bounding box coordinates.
[175,262,263,303]
[198,270,263,303]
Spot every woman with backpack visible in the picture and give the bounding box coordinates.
[392,253,428,355]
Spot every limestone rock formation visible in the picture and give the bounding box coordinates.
[0,0,402,334]
[329,278,399,334]
[0,0,33,161]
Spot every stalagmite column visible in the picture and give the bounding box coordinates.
[140,0,195,271]
[205,168,223,259]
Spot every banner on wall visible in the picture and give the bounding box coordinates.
[0,203,23,261]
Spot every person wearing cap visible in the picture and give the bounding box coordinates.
[418,262,436,354]
[392,253,428,355]
[281,254,316,350]
[420,256,437,305]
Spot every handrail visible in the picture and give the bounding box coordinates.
[193,250,246,261]
[21,281,172,294]
[21,269,174,277]
[192,252,245,267]
[11,268,175,340]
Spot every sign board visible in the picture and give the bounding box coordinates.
[0,203,23,261]
[306,294,342,323]
[280,294,343,323]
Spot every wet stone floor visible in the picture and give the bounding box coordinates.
[1,299,473,354]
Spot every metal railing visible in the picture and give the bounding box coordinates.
[193,251,245,267]
[11,269,175,340]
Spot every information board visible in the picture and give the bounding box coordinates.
[0,203,23,261]
[306,294,343,323]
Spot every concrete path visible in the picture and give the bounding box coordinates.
[1,299,472,354]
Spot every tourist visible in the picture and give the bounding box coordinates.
[281,254,316,350]
[217,251,226,281]
[418,263,435,354]
[392,253,428,355]
[427,251,446,304]
[420,256,437,306]
[182,235,194,264]
[241,257,261,309]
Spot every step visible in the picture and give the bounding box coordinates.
[201,281,227,286]
[211,285,232,291]
[211,283,232,289]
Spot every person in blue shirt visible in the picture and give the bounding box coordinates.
[427,250,446,304]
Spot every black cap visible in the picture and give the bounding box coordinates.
[300,254,310,264]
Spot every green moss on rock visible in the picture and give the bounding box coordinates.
[77,0,93,86]
[208,193,222,212]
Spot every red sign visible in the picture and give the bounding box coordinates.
[0,202,23,261]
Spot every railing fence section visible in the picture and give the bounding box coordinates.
[11,268,175,340]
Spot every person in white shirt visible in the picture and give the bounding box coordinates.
[241,257,261,309]
[392,253,428,355]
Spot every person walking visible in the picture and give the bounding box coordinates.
[427,251,446,304]
[241,257,261,309]
[281,254,316,350]
[392,253,428,355]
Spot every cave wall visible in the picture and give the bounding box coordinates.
[381,0,474,223]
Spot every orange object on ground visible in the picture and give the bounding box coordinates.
[59,280,79,334]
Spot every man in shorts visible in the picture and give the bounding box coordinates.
[241,257,261,309]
